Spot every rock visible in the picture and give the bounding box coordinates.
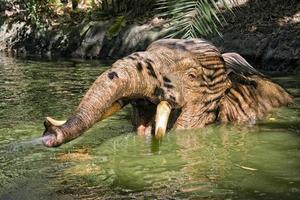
[72,21,111,59]
[0,17,169,59]
[99,20,168,59]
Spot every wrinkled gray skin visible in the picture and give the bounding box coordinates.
[43,39,293,147]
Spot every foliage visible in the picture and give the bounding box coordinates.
[100,0,156,17]
[2,0,235,39]
[24,0,51,33]
[106,16,127,40]
[3,0,54,34]
[156,0,234,38]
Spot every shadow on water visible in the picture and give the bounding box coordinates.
[0,55,299,200]
[259,121,300,133]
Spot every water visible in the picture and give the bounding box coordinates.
[0,55,299,200]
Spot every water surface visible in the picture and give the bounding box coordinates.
[0,56,299,200]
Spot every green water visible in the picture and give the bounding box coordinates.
[0,56,299,200]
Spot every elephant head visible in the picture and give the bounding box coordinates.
[42,39,293,147]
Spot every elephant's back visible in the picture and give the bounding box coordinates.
[147,38,224,72]
[147,38,220,56]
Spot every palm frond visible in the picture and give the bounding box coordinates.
[156,0,235,38]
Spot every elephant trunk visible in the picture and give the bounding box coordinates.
[43,60,160,147]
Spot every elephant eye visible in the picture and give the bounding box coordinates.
[188,72,197,80]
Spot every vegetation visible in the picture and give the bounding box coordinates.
[157,0,233,38]
[2,0,234,38]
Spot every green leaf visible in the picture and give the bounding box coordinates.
[155,0,234,38]
[105,16,127,40]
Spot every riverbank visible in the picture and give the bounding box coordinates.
[0,0,299,71]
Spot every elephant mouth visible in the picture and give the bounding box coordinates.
[129,98,181,138]
[131,99,156,136]
[96,97,180,138]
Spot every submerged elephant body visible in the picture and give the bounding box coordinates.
[42,39,293,147]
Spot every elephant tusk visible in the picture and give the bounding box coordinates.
[46,117,66,127]
[155,101,171,139]
[99,101,125,121]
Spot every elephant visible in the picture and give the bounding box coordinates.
[42,38,293,147]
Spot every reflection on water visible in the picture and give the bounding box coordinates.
[0,55,299,200]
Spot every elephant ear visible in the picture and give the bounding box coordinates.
[222,52,264,77]
[218,53,293,123]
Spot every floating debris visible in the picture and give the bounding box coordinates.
[235,164,258,171]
